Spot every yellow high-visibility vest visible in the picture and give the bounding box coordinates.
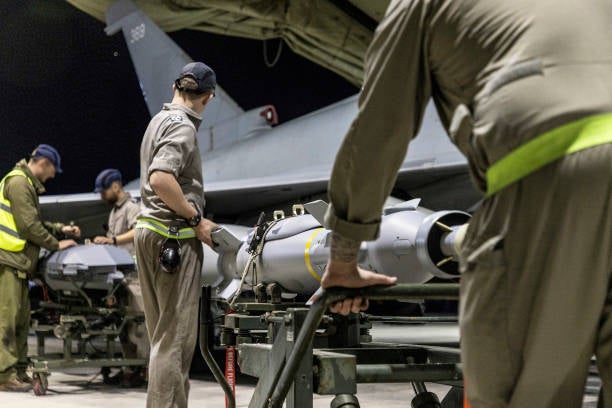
[0,169,33,252]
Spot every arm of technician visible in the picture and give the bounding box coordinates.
[149,170,217,247]
[322,1,432,314]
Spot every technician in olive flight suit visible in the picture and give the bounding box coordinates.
[0,144,80,392]
[321,1,612,407]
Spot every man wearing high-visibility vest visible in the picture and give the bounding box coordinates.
[0,144,81,392]
[320,1,612,407]
[135,62,218,408]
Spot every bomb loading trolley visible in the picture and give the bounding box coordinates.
[28,244,148,395]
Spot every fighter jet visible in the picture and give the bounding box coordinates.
[30,3,487,322]
[40,0,480,238]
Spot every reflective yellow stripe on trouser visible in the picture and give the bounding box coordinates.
[486,113,612,196]
[135,218,196,239]
[0,170,32,252]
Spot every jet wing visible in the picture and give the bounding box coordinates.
[202,161,480,217]
[39,0,481,237]
[41,156,478,238]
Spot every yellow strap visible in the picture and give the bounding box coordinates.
[304,228,324,282]
[486,113,612,196]
[135,218,196,239]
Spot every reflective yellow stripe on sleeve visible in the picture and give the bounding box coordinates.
[486,113,612,196]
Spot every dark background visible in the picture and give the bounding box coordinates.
[0,0,358,195]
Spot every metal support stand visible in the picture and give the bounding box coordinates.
[63,336,72,360]
[267,284,459,408]
[200,285,236,408]
[285,309,314,408]
[30,315,148,395]
[28,272,150,396]
[36,331,46,357]
[231,284,460,408]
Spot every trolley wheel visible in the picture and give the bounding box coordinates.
[411,391,441,408]
[32,372,48,396]
[331,394,360,408]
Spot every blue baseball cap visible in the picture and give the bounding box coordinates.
[31,144,62,173]
[94,168,122,193]
[175,62,216,95]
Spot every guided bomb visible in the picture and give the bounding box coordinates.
[204,200,470,298]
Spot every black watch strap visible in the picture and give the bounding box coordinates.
[187,212,201,227]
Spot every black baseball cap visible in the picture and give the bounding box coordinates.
[31,144,63,173]
[175,62,216,95]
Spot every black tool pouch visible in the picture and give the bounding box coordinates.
[158,226,181,274]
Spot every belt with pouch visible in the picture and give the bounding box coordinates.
[135,218,196,239]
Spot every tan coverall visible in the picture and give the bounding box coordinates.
[0,160,65,383]
[107,192,139,256]
[324,1,612,407]
[136,103,205,408]
[106,193,150,366]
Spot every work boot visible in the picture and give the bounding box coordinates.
[103,369,124,385]
[0,378,33,392]
[16,371,33,384]
[120,369,146,388]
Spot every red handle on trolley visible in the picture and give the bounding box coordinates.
[225,346,236,408]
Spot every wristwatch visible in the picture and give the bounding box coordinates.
[187,212,202,227]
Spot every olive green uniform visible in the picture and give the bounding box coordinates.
[136,103,205,408]
[324,1,612,406]
[0,160,65,383]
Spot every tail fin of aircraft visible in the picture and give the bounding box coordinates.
[104,0,243,128]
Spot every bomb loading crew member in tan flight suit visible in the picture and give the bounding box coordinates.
[93,168,139,253]
[93,168,148,387]
[0,144,81,392]
[135,62,218,408]
[320,1,612,407]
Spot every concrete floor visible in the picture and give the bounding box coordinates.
[0,323,601,407]
[0,369,455,408]
[0,371,600,408]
